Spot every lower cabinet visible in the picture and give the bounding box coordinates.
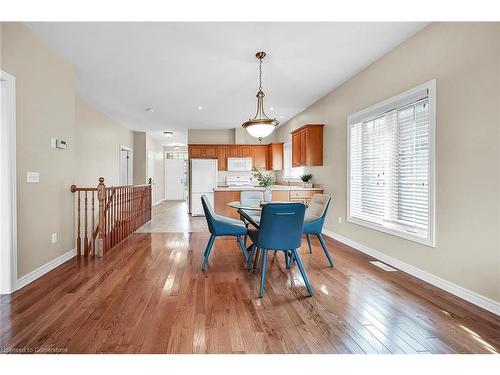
[214,191,241,219]
[213,189,324,219]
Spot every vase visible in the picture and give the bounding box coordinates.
[263,187,272,202]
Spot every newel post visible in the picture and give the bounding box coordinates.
[148,178,153,221]
[96,177,106,257]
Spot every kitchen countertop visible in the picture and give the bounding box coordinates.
[213,185,323,192]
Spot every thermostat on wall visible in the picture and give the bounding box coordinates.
[51,138,68,149]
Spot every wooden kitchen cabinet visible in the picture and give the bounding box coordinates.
[252,145,268,170]
[267,143,284,171]
[204,145,218,158]
[214,191,241,219]
[228,145,240,157]
[240,145,252,158]
[291,124,324,167]
[188,145,205,158]
[217,146,228,171]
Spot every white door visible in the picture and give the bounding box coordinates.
[147,152,155,204]
[119,147,132,185]
[166,159,185,200]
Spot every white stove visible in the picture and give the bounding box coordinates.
[226,175,252,187]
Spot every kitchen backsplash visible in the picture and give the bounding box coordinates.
[218,170,276,185]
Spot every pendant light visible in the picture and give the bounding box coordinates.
[242,52,279,141]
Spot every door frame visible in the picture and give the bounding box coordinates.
[0,70,18,294]
[119,145,133,185]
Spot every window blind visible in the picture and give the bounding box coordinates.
[349,89,432,244]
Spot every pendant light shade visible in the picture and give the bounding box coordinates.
[242,52,279,141]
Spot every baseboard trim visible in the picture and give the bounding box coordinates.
[322,229,500,316]
[15,248,76,291]
[153,198,166,207]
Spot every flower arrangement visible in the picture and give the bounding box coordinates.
[251,167,274,187]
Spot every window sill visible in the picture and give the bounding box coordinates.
[347,216,435,247]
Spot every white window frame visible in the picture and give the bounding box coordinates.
[282,142,304,181]
[347,80,436,246]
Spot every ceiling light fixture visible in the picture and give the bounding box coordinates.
[163,131,174,138]
[197,106,203,110]
[145,108,154,112]
[242,51,279,142]
[173,145,180,150]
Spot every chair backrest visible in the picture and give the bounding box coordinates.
[306,194,331,222]
[200,195,217,234]
[256,202,306,250]
[240,190,264,208]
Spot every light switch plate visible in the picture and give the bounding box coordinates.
[51,233,58,244]
[27,171,40,183]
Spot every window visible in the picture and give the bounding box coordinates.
[347,80,436,246]
[283,142,303,179]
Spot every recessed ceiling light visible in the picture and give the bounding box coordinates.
[270,106,274,111]
[163,131,174,138]
[145,108,154,112]
[197,106,203,110]
[280,115,285,119]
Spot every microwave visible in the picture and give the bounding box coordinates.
[227,157,252,172]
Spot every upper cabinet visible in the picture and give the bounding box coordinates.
[240,145,252,158]
[291,124,324,167]
[252,145,268,170]
[267,143,284,171]
[217,146,228,171]
[189,143,284,171]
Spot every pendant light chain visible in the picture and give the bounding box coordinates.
[258,57,263,92]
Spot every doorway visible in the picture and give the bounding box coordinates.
[0,70,17,294]
[119,145,133,185]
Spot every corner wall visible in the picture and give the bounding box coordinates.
[1,22,76,278]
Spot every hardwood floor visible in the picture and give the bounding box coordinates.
[1,229,499,353]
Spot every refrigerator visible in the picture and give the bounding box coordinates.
[189,158,218,216]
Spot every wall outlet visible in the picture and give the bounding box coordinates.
[338,216,343,224]
[26,171,40,183]
[51,233,58,244]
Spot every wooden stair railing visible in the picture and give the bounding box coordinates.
[70,177,152,257]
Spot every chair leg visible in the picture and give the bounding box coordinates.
[259,249,268,298]
[291,249,313,296]
[287,250,295,268]
[316,233,334,267]
[201,234,216,271]
[253,248,262,270]
[247,244,256,270]
[306,234,312,253]
[236,236,248,262]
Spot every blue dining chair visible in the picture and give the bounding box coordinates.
[200,195,248,271]
[239,190,263,247]
[246,202,312,298]
[288,194,334,267]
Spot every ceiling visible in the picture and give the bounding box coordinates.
[26,22,428,146]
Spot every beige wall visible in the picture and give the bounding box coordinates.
[146,135,165,204]
[75,97,133,187]
[1,22,76,278]
[276,22,500,302]
[1,22,140,279]
[188,128,276,144]
[133,131,147,185]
